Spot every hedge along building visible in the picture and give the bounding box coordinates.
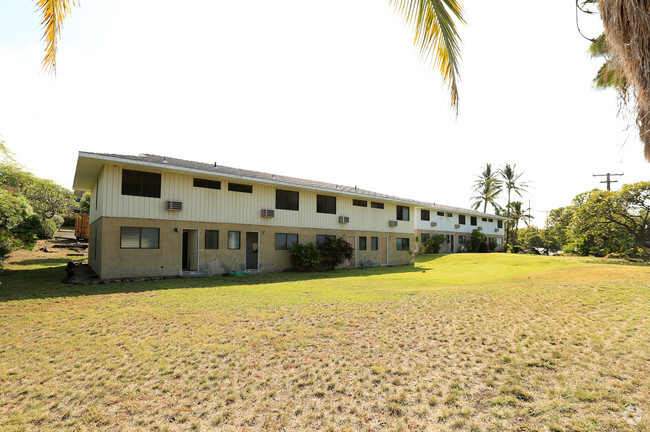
[413,205,507,253]
[72,152,424,280]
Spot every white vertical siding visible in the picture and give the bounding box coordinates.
[99,164,414,234]
[415,206,504,236]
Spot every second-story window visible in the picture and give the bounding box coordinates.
[353,199,367,207]
[458,215,466,225]
[397,205,410,221]
[317,194,336,214]
[228,182,253,193]
[276,189,299,211]
[122,169,161,198]
[421,210,430,221]
[194,178,221,190]
[470,216,477,226]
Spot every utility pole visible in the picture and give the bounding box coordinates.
[593,173,624,191]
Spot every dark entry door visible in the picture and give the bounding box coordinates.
[246,232,259,270]
[182,231,189,270]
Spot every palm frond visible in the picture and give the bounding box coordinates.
[389,0,465,113]
[36,0,76,74]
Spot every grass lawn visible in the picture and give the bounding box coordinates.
[0,252,648,431]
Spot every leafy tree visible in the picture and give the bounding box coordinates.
[0,140,35,192]
[569,183,650,256]
[545,206,574,247]
[319,237,354,270]
[499,164,529,244]
[471,163,502,213]
[79,192,91,214]
[22,179,75,220]
[0,189,40,264]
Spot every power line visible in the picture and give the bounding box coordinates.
[593,173,624,191]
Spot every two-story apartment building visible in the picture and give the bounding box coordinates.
[413,205,505,253]
[73,152,423,279]
[72,152,508,280]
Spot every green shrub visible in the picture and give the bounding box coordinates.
[488,239,498,251]
[469,229,487,253]
[423,234,445,254]
[511,245,523,254]
[289,242,321,271]
[52,214,64,229]
[38,218,58,239]
[319,237,354,270]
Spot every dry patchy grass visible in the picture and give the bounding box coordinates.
[0,253,648,431]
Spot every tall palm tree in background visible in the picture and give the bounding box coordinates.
[499,164,529,245]
[36,0,465,111]
[507,201,533,245]
[471,163,502,213]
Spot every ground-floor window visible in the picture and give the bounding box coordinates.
[205,230,219,249]
[396,238,410,251]
[316,234,336,246]
[228,231,241,249]
[275,233,298,250]
[497,238,503,245]
[371,237,378,250]
[459,235,466,244]
[120,227,159,249]
[359,236,367,250]
[421,233,430,242]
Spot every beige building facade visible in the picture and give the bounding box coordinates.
[74,152,507,280]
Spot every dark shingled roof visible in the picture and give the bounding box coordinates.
[83,152,507,219]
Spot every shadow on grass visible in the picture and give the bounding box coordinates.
[10,257,81,266]
[0,256,447,302]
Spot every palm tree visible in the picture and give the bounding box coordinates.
[36,1,465,111]
[471,163,502,213]
[507,201,533,245]
[588,33,627,92]
[593,0,650,162]
[499,164,529,245]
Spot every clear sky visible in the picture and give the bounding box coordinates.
[0,0,647,225]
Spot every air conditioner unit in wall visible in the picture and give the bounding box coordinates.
[430,222,437,227]
[388,220,398,227]
[477,226,483,231]
[454,224,460,229]
[261,209,275,218]
[338,216,350,224]
[495,228,499,233]
[166,201,183,211]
